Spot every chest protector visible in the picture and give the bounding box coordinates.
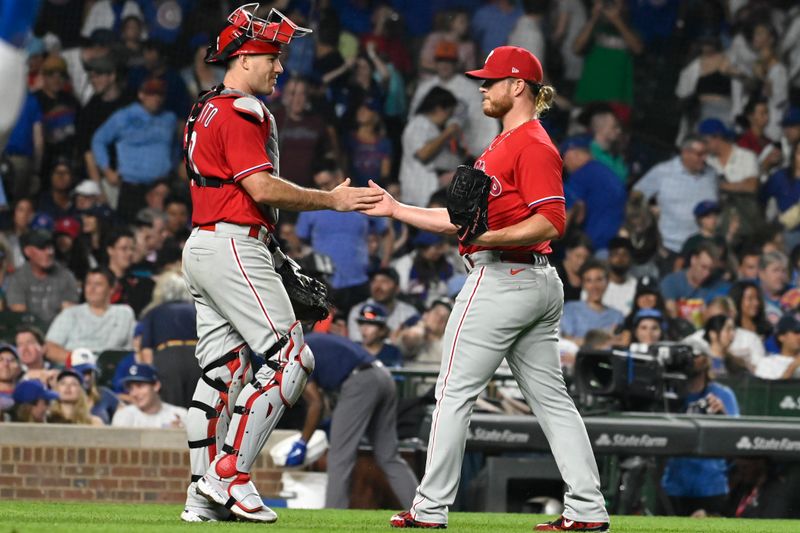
[185,84,279,224]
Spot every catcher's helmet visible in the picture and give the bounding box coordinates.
[206,3,312,64]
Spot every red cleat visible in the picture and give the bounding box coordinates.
[534,515,610,531]
[390,511,447,529]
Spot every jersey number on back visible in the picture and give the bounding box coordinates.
[186,103,219,180]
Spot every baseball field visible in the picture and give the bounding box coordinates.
[1,502,797,532]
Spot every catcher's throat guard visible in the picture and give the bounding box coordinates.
[206,3,312,64]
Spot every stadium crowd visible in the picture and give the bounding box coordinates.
[1,0,800,519]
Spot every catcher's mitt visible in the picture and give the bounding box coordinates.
[446,165,491,242]
[275,254,330,322]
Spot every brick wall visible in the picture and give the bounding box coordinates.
[0,424,293,503]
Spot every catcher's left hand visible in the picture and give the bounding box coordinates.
[446,165,491,242]
[275,254,330,322]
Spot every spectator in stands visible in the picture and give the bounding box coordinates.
[35,54,79,182]
[49,369,104,425]
[0,344,23,412]
[180,33,225,97]
[759,251,790,325]
[562,135,627,251]
[736,245,761,281]
[15,326,53,384]
[72,179,103,213]
[80,0,143,41]
[561,259,624,345]
[729,280,772,341]
[273,77,337,189]
[76,55,131,189]
[573,0,643,114]
[470,0,522,58]
[588,109,628,183]
[356,303,402,368]
[347,267,419,343]
[617,191,660,278]
[45,267,135,363]
[297,161,393,314]
[163,196,190,240]
[62,29,118,106]
[633,135,718,260]
[700,118,761,242]
[418,10,477,75]
[138,271,198,409]
[764,143,800,250]
[143,180,170,213]
[392,231,455,308]
[678,201,730,268]
[66,348,118,424]
[91,78,179,222]
[660,241,728,326]
[397,298,453,364]
[749,26,789,144]
[5,229,79,327]
[127,39,190,116]
[617,276,686,344]
[289,332,417,509]
[508,0,547,70]
[409,41,497,159]
[674,35,735,140]
[111,363,187,428]
[630,309,665,345]
[53,215,91,282]
[754,314,800,380]
[700,314,748,377]
[2,197,35,270]
[400,86,460,207]
[37,159,74,220]
[599,237,637,316]
[556,233,593,302]
[10,379,58,423]
[779,107,800,165]
[661,352,739,517]
[346,96,392,187]
[737,97,781,170]
[4,91,44,200]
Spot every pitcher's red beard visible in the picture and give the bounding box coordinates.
[482,93,513,118]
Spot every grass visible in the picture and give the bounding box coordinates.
[0,501,797,532]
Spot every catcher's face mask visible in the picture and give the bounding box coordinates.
[206,3,312,64]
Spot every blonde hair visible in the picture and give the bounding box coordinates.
[49,386,95,425]
[534,84,556,117]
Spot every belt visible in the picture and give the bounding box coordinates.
[155,339,198,352]
[463,250,549,269]
[198,222,271,245]
[350,359,383,377]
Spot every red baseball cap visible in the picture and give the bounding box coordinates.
[54,217,81,239]
[465,46,543,84]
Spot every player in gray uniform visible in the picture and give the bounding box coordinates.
[179,4,382,524]
[363,46,610,531]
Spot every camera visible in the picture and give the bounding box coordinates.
[574,342,698,411]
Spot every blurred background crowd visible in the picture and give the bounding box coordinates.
[1,0,800,519]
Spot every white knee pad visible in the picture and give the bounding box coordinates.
[187,346,253,479]
[222,322,314,472]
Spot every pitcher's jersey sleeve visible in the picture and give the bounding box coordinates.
[516,142,565,210]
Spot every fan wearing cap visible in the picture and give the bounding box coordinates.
[66,347,119,424]
[91,75,179,222]
[181,3,382,525]
[699,118,763,241]
[5,228,80,326]
[364,45,608,531]
[677,201,728,268]
[10,379,59,423]
[755,314,800,380]
[49,368,104,425]
[356,303,402,367]
[346,267,420,343]
[111,363,188,429]
[391,231,455,308]
[561,134,627,252]
[35,54,80,181]
[409,40,499,158]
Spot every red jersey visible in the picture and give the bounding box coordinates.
[460,120,564,256]
[185,95,275,229]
